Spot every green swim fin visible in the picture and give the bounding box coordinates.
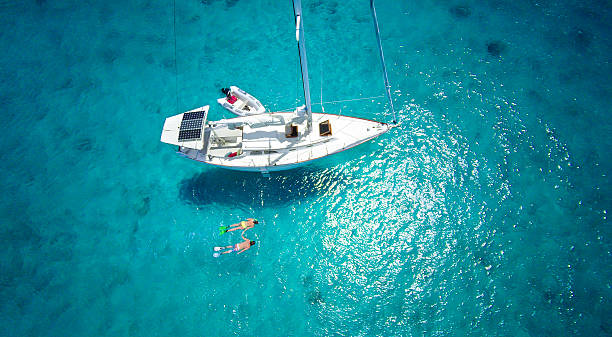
[219,225,228,235]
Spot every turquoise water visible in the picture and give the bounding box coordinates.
[1,0,611,335]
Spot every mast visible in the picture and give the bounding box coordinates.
[293,0,312,131]
[370,0,397,124]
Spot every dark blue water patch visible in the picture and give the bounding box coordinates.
[52,125,70,142]
[302,273,315,287]
[542,289,562,306]
[119,186,153,218]
[0,211,71,297]
[144,33,167,46]
[570,27,592,53]
[200,45,216,65]
[486,41,505,57]
[449,5,471,19]
[325,1,338,15]
[75,137,93,152]
[136,196,151,216]
[42,27,64,48]
[162,57,174,69]
[302,273,325,305]
[306,288,324,305]
[307,0,338,15]
[179,166,347,207]
[61,51,86,71]
[200,0,239,8]
[1,218,41,247]
[106,30,121,41]
[143,102,161,115]
[96,3,115,26]
[188,15,201,23]
[46,230,77,263]
[526,88,544,104]
[102,264,131,296]
[574,5,602,21]
[99,48,124,65]
[560,101,585,117]
[0,249,22,289]
[59,77,73,90]
[128,321,139,336]
[29,264,54,293]
[573,5,612,33]
[144,53,154,64]
[307,0,323,9]
[46,300,72,328]
[582,193,610,229]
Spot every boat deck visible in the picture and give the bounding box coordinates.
[192,112,388,171]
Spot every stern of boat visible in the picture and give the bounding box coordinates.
[160,105,210,156]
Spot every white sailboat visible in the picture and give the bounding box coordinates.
[160,0,395,173]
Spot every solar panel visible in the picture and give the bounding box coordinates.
[183,111,205,120]
[178,110,205,141]
[178,128,202,141]
[180,118,203,130]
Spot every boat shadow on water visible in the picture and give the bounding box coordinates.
[179,165,348,207]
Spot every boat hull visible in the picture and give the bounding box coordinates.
[201,158,310,172]
[176,112,389,172]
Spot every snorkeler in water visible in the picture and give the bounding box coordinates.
[219,218,258,235]
[213,236,256,258]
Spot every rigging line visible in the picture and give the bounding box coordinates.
[296,48,300,111]
[320,95,385,104]
[173,0,179,114]
[320,60,324,113]
[370,0,397,124]
[293,0,299,112]
[275,95,385,112]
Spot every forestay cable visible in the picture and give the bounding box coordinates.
[370,0,397,124]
